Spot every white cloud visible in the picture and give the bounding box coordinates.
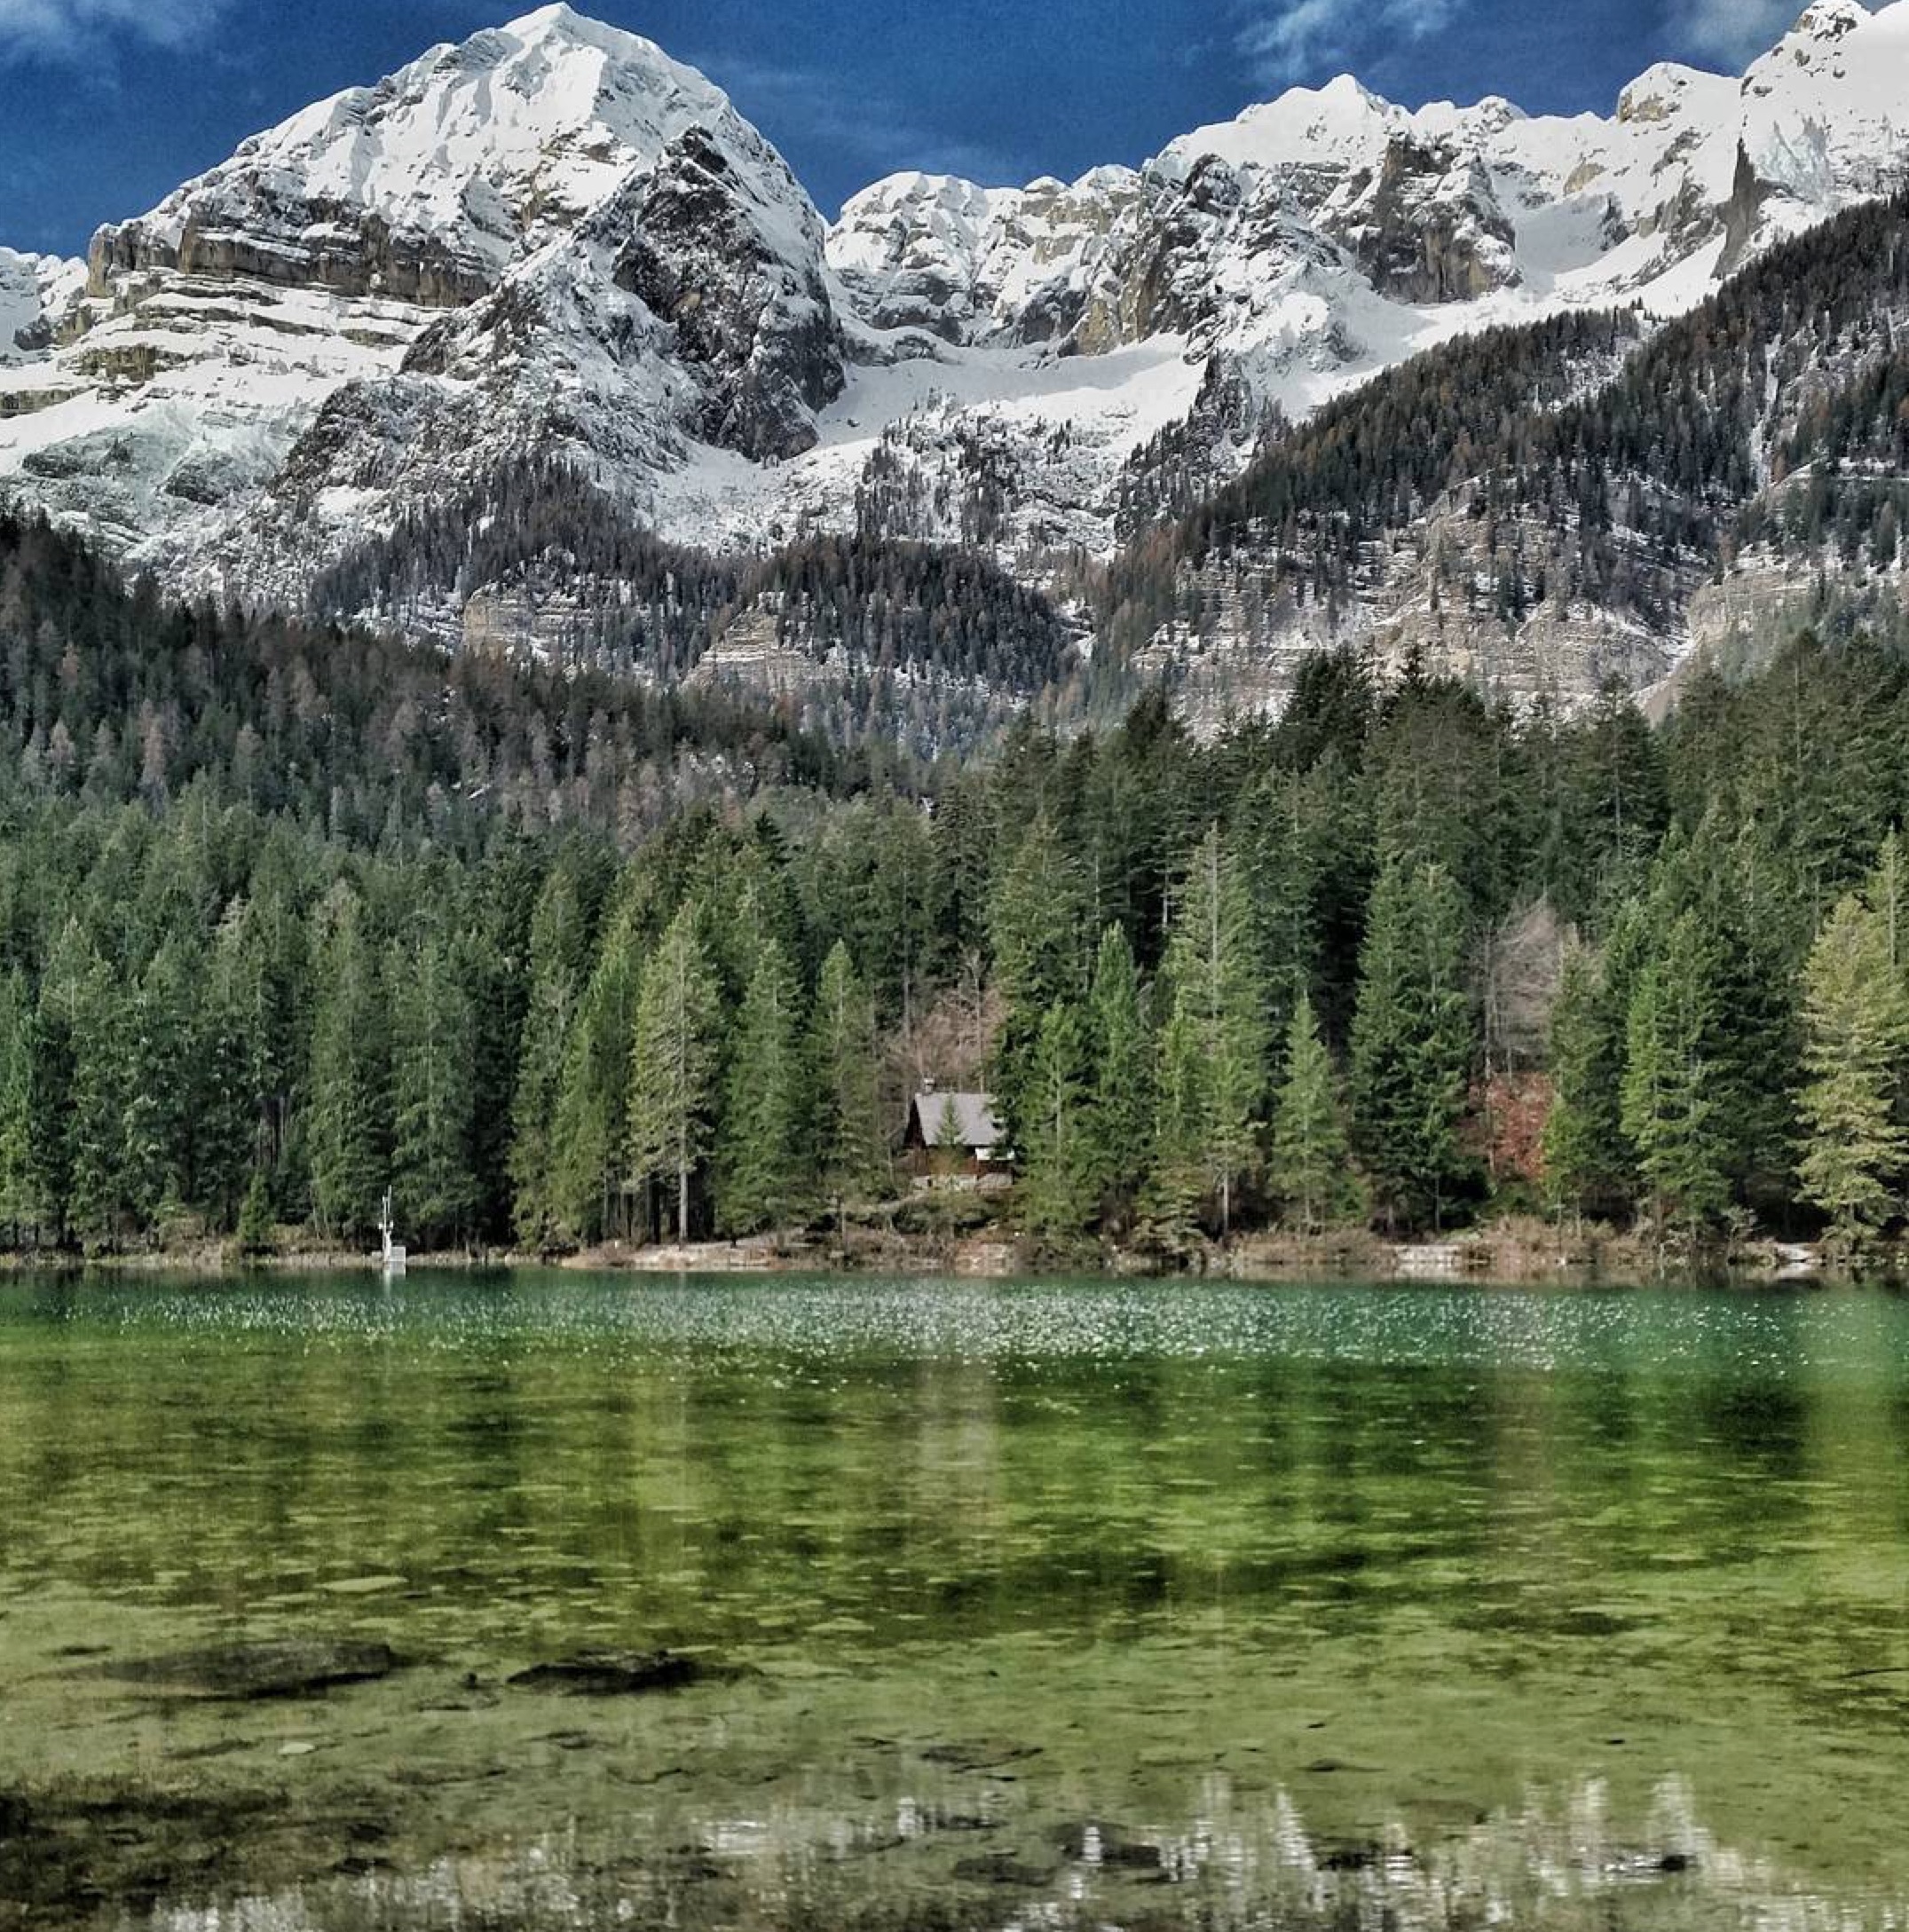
[0,0,227,63]
[1235,0,1461,78]
[1669,0,1850,67]
[699,52,1030,189]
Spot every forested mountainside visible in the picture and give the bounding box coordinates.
[1097,191,1909,722]
[307,459,1082,757]
[8,498,1909,1257]
[0,507,890,852]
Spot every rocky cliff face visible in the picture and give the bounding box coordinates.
[608,125,844,459]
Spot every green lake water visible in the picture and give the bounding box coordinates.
[0,1272,1905,1929]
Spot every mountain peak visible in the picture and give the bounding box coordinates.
[504,1,586,29]
[82,5,780,310]
[1786,0,1868,42]
[496,2,694,71]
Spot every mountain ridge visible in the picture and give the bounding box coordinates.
[3,1,1908,732]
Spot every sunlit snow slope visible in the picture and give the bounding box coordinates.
[2,0,1905,605]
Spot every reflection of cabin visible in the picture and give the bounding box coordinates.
[903,1085,1012,1188]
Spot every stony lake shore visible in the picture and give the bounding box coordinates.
[0,1220,1858,1285]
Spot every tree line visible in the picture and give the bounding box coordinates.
[12,473,1909,1254]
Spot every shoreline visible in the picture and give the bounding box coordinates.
[0,1222,1864,1286]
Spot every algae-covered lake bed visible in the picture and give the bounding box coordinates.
[0,1271,1905,1929]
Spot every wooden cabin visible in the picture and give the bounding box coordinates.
[903,1086,1012,1187]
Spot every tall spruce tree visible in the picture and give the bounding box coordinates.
[197,902,267,1229]
[122,936,197,1231]
[716,939,814,1235]
[1081,924,1152,1223]
[510,862,596,1250]
[628,905,722,1242]
[1142,990,1208,1251]
[387,930,480,1248]
[811,941,887,1219]
[1620,908,1732,1239]
[306,887,388,1243]
[49,922,131,1249]
[1161,825,1268,1234]
[0,971,42,1242]
[1021,998,1094,1239]
[30,919,91,1245]
[987,809,1085,1147]
[549,912,642,1244]
[1541,919,1643,1224]
[1350,860,1478,1232]
[1796,892,1909,1241]
[1269,992,1352,1233]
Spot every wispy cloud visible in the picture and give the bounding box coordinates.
[1668,0,1844,68]
[0,0,227,64]
[1234,0,1462,81]
[700,52,1031,192]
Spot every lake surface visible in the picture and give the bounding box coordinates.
[0,1273,1905,1930]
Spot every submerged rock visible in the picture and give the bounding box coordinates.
[919,1739,1043,1772]
[506,1650,711,1696]
[95,1639,401,1700]
[953,1851,1056,1887]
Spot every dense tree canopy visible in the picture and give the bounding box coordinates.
[8,499,1909,1254]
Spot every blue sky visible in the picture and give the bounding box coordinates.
[0,0,1828,256]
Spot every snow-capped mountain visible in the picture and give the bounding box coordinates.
[0,250,84,368]
[0,4,842,587]
[2,0,1907,656]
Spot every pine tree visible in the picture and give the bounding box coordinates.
[1868,831,1909,974]
[510,861,595,1250]
[306,887,388,1243]
[628,905,722,1242]
[1080,924,1152,1221]
[234,1171,275,1257]
[716,940,814,1235]
[1541,923,1640,1223]
[1619,909,1731,1239]
[810,941,887,1219]
[0,971,42,1242]
[934,1093,965,1154]
[388,930,479,1248]
[1237,769,1322,1035]
[987,809,1085,1146]
[1021,998,1094,1239]
[122,937,198,1233]
[1269,993,1351,1233]
[29,919,91,1244]
[62,943,130,1250]
[1350,860,1479,1232]
[196,903,266,1230]
[550,911,642,1244]
[1161,825,1269,1234]
[1141,990,1208,1251]
[1796,893,1909,1240]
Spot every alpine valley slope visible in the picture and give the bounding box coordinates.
[1,0,1907,719]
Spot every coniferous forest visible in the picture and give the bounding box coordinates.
[10,504,1909,1260]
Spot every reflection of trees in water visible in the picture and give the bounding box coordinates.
[138,1771,1894,1932]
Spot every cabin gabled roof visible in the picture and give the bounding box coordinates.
[908,1091,1003,1152]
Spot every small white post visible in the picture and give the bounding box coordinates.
[379,1188,406,1278]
